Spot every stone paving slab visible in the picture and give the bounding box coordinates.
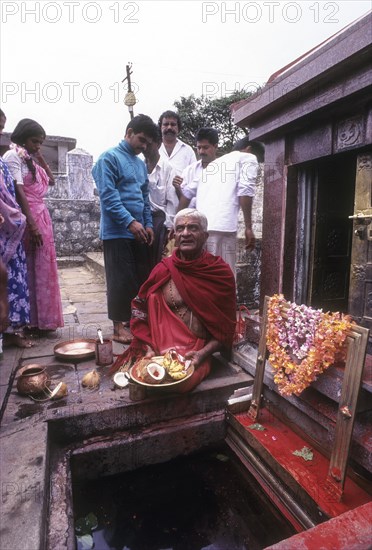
[76,313,112,326]
[61,301,75,312]
[0,420,48,550]
[59,266,98,277]
[59,288,69,300]
[55,324,113,341]
[67,291,107,302]
[0,348,22,386]
[61,314,77,326]
[70,301,107,314]
[0,384,9,409]
[62,282,105,294]
[20,336,63,360]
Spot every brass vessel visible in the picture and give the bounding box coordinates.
[16,365,49,396]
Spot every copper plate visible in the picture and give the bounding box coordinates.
[129,356,194,388]
[54,339,96,361]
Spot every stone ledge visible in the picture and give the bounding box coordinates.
[57,256,86,268]
[83,252,105,280]
[0,420,49,550]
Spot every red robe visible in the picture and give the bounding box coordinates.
[111,249,236,391]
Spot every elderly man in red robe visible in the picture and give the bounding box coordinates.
[111,208,237,392]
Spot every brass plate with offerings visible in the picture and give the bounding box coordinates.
[129,349,194,388]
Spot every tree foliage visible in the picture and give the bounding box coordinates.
[174,90,255,153]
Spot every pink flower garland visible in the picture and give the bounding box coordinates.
[266,294,353,396]
[9,143,31,161]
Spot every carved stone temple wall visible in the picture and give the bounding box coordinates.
[46,147,102,256]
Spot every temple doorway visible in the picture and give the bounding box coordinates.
[309,153,356,312]
[292,150,371,332]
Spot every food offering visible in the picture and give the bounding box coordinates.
[130,349,194,388]
[163,349,191,380]
[113,371,129,389]
[140,362,166,384]
[81,369,100,390]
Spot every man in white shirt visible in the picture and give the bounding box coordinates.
[174,127,219,209]
[178,137,264,275]
[158,110,196,175]
[143,128,179,268]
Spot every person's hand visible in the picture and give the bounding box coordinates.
[144,345,155,359]
[172,175,183,198]
[244,227,255,251]
[146,227,154,246]
[128,220,149,244]
[28,224,43,246]
[184,349,203,369]
[34,152,49,172]
[34,151,46,164]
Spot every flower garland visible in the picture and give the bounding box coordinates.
[9,143,31,161]
[266,294,354,396]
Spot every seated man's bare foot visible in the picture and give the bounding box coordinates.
[3,332,34,348]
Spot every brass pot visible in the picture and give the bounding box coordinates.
[16,365,48,396]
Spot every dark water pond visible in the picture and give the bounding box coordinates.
[73,445,295,550]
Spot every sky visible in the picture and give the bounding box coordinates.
[1,0,371,161]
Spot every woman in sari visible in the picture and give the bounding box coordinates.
[3,118,63,332]
[0,109,31,347]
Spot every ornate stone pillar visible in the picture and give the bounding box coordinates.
[67,148,95,200]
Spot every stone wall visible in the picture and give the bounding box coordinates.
[236,241,261,308]
[45,147,102,256]
[236,164,263,308]
[46,196,102,256]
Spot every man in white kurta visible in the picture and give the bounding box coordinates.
[148,156,178,229]
[176,127,219,209]
[143,135,179,267]
[179,137,261,274]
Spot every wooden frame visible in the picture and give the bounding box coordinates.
[248,295,370,500]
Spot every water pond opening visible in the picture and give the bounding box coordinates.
[72,443,295,550]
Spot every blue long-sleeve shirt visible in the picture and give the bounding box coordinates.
[92,140,153,240]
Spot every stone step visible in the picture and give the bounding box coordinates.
[83,251,105,280]
[232,344,372,476]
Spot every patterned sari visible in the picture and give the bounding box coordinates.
[0,158,30,329]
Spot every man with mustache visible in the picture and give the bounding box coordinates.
[158,110,196,175]
[172,127,219,209]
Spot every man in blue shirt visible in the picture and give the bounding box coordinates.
[92,114,159,343]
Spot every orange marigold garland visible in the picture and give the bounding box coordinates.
[266,294,354,396]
